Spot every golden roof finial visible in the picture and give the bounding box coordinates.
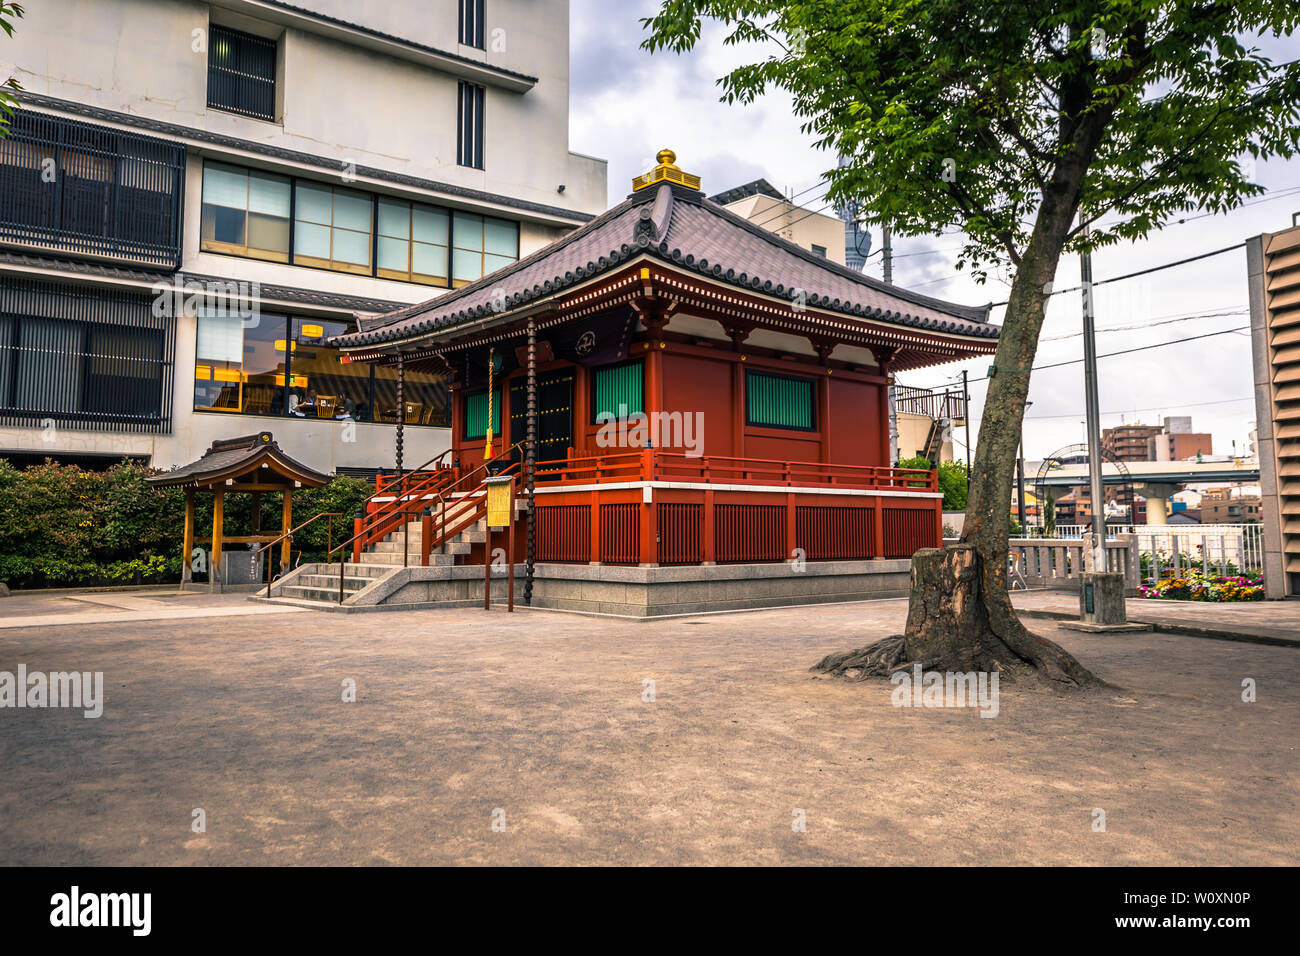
[633,148,701,192]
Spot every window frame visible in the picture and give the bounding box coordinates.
[745,368,817,432]
[206,24,279,123]
[457,81,485,170]
[459,0,485,48]
[197,160,519,288]
[590,359,645,425]
[199,161,291,263]
[463,387,502,439]
[192,309,450,427]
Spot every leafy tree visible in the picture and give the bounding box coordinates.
[643,0,1300,684]
[0,3,23,136]
[899,455,969,510]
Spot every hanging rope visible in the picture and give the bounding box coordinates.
[484,346,495,460]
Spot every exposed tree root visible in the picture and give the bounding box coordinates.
[812,544,1106,688]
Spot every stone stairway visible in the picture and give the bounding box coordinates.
[260,498,525,608]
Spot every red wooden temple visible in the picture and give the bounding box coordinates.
[332,150,998,602]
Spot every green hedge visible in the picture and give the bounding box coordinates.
[0,458,371,589]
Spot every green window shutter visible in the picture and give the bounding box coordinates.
[465,389,501,437]
[747,371,813,429]
[593,362,644,420]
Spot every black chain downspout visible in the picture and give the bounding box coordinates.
[525,317,537,605]
[395,350,405,482]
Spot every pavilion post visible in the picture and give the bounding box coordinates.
[212,486,225,591]
[281,486,293,575]
[524,316,537,604]
[181,487,195,587]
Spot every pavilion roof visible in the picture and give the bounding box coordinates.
[331,174,998,359]
[145,432,330,489]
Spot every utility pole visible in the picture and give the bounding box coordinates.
[961,369,971,475]
[1080,225,1107,571]
[1017,402,1032,532]
[881,224,893,285]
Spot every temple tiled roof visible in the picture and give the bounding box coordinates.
[333,181,997,350]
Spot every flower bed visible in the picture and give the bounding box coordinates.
[1138,568,1265,602]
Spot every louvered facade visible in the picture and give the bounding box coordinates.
[1248,222,1300,598]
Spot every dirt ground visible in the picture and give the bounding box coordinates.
[0,596,1296,865]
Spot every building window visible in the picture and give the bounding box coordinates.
[811,244,827,257]
[458,82,485,169]
[193,310,449,425]
[464,388,501,438]
[207,25,278,122]
[459,0,485,48]
[452,211,517,286]
[200,161,290,262]
[592,361,644,422]
[746,369,814,430]
[0,111,184,268]
[196,161,519,286]
[0,278,174,433]
[293,182,373,275]
[377,198,450,286]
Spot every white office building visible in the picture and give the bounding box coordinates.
[0,0,606,474]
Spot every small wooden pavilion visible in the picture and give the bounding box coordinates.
[147,432,329,590]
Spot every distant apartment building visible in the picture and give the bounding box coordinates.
[1102,423,1162,462]
[1101,418,1212,462]
[1198,486,1263,524]
[1150,430,1214,462]
[710,179,848,265]
[0,0,606,473]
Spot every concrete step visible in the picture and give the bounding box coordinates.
[297,574,371,590]
[280,584,354,602]
[358,550,457,566]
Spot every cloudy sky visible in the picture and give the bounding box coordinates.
[569,1,1300,463]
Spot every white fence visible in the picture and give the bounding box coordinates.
[1024,524,1264,583]
[1009,535,1140,591]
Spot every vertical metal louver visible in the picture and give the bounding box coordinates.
[746,370,814,429]
[1250,223,1300,596]
[592,362,643,420]
[207,25,278,122]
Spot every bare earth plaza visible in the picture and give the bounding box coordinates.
[1,0,1299,913]
[1,592,1297,867]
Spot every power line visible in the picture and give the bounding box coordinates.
[1023,395,1255,420]
[988,242,1246,307]
[1039,306,1248,341]
[1032,325,1248,370]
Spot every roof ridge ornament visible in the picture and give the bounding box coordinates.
[632,148,701,192]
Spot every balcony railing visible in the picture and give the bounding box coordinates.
[0,111,185,268]
[892,384,967,421]
[530,449,937,491]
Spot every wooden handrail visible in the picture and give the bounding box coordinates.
[255,511,343,597]
[328,442,524,603]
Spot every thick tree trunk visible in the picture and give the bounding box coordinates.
[816,167,1105,687]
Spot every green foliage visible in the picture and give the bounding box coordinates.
[0,458,369,588]
[642,0,1300,276]
[0,3,24,137]
[898,455,969,509]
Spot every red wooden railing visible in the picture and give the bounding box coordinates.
[527,449,935,492]
[371,449,941,569]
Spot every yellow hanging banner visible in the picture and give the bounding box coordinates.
[484,475,514,528]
